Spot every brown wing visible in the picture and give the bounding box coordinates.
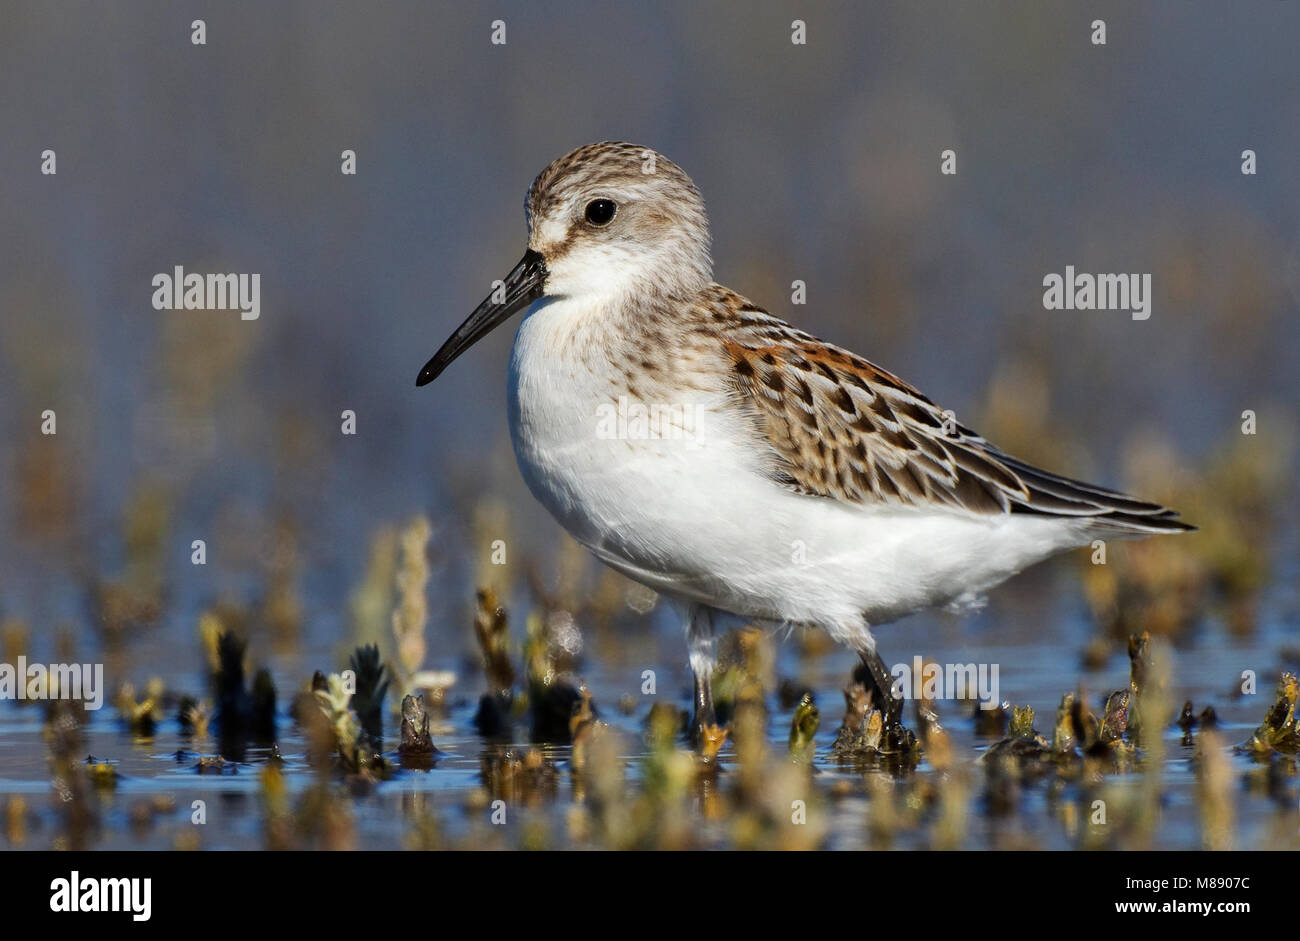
[711,294,1191,533]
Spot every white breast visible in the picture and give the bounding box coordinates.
[507,297,753,585]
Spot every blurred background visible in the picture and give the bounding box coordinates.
[0,1,1296,757]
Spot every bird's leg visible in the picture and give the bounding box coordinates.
[686,604,717,744]
[692,671,715,729]
[858,644,905,730]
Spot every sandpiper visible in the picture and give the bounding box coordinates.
[417,142,1192,740]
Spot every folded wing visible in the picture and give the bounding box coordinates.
[711,293,1192,534]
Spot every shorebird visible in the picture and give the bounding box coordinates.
[417,142,1192,740]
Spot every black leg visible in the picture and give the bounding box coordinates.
[692,668,716,738]
[858,646,904,728]
[686,604,718,747]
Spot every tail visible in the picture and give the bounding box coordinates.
[997,451,1196,536]
[1075,508,1196,536]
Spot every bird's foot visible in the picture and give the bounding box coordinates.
[692,718,729,761]
[690,703,728,756]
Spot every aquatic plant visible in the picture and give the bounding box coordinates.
[1242,673,1299,756]
[348,644,390,743]
[391,514,432,697]
[787,692,819,764]
[1195,728,1234,850]
[176,696,211,740]
[309,672,391,781]
[114,678,164,737]
[397,694,438,768]
[524,609,586,743]
[210,629,277,758]
[472,587,516,737]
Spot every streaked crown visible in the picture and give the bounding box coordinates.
[524,142,712,302]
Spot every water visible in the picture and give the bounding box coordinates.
[2,559,1295,850]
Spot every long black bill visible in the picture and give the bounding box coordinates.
[416,249,547,386]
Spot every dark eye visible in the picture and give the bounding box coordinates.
[584,198,617,226]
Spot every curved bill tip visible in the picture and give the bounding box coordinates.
[415,355,446,386]
[415,249,546,388]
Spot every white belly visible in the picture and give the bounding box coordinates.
[506,298,1088,636]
